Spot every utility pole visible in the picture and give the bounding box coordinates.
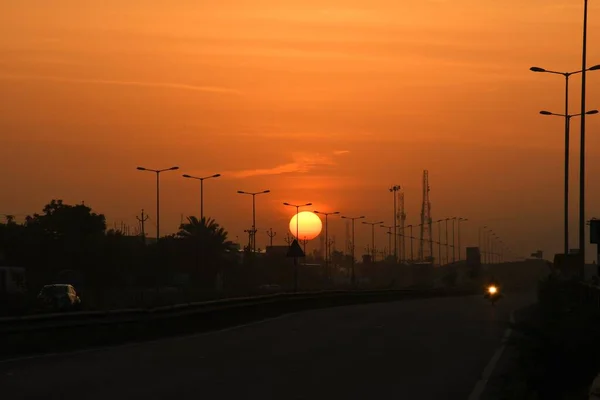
[437,219,443,266]
[445,218,450,264]
[243,229,253,251]
[389,185,401,262]
[301,237,309,256]
[452,217,456,263]
[267,228,276,247]
[284,233,293,245]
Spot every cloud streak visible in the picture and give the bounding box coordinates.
[0,74,241,95]
[230,150,349,179]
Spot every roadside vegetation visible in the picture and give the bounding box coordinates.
[502,275,600,399]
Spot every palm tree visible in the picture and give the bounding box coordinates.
[177,216,235,252]
[177,217,236,287]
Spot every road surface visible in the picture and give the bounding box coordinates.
[0,292,535,400]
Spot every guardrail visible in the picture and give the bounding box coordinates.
[0,287,477,359]
[0,289,418,332]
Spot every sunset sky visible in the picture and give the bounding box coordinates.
[2,0,600,260]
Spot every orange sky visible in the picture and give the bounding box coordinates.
[2,0,600,260]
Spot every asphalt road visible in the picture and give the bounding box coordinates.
[0,292,535,400]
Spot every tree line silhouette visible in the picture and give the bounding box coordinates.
[0,200,348,311]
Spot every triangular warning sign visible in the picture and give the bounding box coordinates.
[286,239,305,258]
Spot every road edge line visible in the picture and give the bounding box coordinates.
[467,310,515,400]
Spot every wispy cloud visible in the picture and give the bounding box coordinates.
[0,74,241,95]
[230,150,349,179]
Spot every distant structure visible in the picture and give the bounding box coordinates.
[345,220,351,255]
[419,170,433,261]
[319,234,325,259]
[398,191,406,262]
[136,209,149,244]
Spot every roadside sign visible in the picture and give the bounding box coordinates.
[286,239,305,258]
[591,219,600,244]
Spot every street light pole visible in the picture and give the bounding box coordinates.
[436,219,443,265]
[407,224,414,262]
[457,218,468,261]
[342,215,365,286]
[182,173,221,220]
[531,61,600,269]
[137,166,179,242]
[315,210,340,280]
[389,185,401,262]
[283,202,313,240]
[444,218,450,264]
[238,190,271,252]
[580,0,589,276]
[537,107,599,256]
[451,217,456,263]
[487,229,493,264]
[479,225,488,264]
[362,221,384,261]
[380,225,396,260]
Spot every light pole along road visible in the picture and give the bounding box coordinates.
[314,210,340,281]
[362,220,384,262]
[341,215,364,285]
[380,224,397,260]
[237,190,271,253]
[406,224,414,262]
[531,63,600,257]
[389,185,401,262]
[283,202,313,241]
[182,173,221,220]
[457,217,468,261]
[136,166,179,243]
[538,109,598,254]
[436,219,444,265]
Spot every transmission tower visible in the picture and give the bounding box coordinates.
[419,170,433,261]
[398,191,406,262]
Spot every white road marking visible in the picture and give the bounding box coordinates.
[467,311,515,400]
[0,313,294,365]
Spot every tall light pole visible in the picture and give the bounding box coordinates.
[537,107,599,256]
[580,0,590,275]
[531,64,600,256]
[136,166,179,243]
[283,202,313,240]
[315,210,340,279]
[444,218,451,264]
[487,228,494,264]
[451,217,457,263]
[362,220,384,261]
[436,219,443,265]
[407,224,414,262]
[182,173,221,220]
[457,218,468,261]
[479,225,488,264]
[341,215,365,286]
[380,224,396,260]
[238,190,271,252]
[389,185,401,262]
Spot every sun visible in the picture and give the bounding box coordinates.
[289,211,323,240]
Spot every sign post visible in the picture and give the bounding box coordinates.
[590,219,600,278]
[286,239,305,292]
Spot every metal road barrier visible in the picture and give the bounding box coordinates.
[0,287,477,359]
[0,287,475,334]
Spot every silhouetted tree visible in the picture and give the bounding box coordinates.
[176,216,236,287]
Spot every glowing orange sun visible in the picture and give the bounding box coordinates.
[289,211,323,240]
